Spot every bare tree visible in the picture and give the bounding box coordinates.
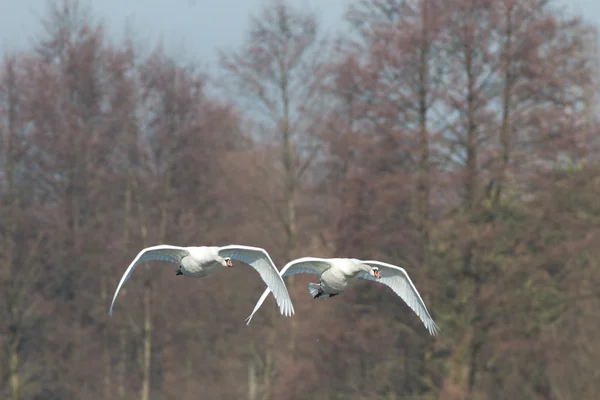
[0,53,28,400]
[219,0,323,273]
[219,0,325,397]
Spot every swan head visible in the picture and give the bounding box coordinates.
[369,267,381,278]
[358,262,380,278]
[221,257,234,267]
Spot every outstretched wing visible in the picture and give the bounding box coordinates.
[244,257,333,325]
[108,245,190,316]
[359,260,440,336]
[218,245,296,319]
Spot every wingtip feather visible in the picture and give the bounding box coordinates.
[427,321,440,336]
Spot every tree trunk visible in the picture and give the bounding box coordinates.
[464,47,478,211]
[261,307,278,400]
[463,38,479,397]
[261,345,274,400]
[417,1,435,394]
[581,31,598,163]
[185,355,193,399]
[119,168,133,399]
[283,133,297,354]
[140,281,152,400]
[494,6,513,205]
[135,181,151,400]
[467,272,483,399]
[3,59,21,400]
[9,346,21,400]
[280,57,298,354]
[248,360,257,400]
[118,329,127,399]
[160,162,177,395]
[417,0,431,281]
[101,276,112,400]
[138,156,171,400]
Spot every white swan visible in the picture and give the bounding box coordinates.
[108,244,295,319]
[245,257,439,335]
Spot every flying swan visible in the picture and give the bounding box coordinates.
[108,244,295,319]
[245,257,439,335]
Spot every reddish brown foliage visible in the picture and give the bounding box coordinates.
[0,0,599,399]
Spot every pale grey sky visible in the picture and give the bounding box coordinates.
[0,0,347,69]
[0,0,598,70]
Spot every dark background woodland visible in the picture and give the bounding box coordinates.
[1,0,600,399]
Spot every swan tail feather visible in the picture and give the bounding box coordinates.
[308,282,322,298]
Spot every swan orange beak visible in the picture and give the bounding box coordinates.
[226,259,234,267]
[374,270,381,278]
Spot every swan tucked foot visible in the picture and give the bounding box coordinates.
[307,282,337,299]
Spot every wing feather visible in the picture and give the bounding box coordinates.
[360,260,440,336]
[244,257,333,325]
[108,245,190,315]
[218,245,296,319]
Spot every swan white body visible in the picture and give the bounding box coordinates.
[246,257,439,335]
[108,244,295,319]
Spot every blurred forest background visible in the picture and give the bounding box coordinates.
[1,0,600,399]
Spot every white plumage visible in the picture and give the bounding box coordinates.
[108,244,295,319]
[245,257,439,335]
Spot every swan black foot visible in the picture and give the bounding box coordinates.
[175,267,183,276]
